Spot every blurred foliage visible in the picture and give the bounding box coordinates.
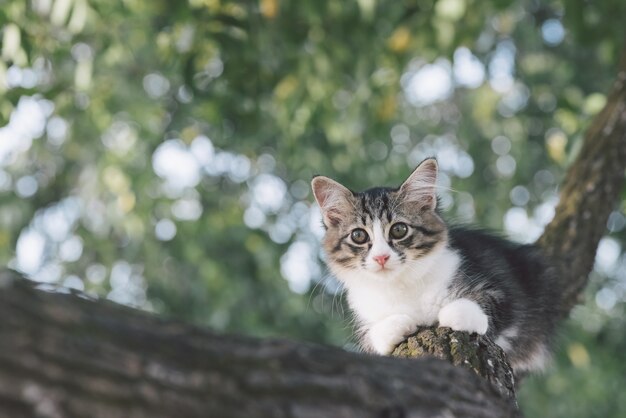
[1,0,625,416]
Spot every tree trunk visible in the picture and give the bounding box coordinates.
[0,270,518,418]
[1,47,624,418]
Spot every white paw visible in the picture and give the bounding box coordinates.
[368,314,416,355]
[438,298,488,335]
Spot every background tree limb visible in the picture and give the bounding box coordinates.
[537,45,626,317]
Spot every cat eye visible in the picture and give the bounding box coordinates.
[390,222,408,239]
[350,228,369,244]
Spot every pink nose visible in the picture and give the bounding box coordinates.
[373,254,390,267]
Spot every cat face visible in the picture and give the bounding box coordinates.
[312,159,447,282]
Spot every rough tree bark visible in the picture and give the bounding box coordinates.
[1,50,625,418]
[537,51,626,317]
[0,271,518,418]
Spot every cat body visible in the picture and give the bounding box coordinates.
[312,159,559,373]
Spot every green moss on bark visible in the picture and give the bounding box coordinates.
[393,326,516,401]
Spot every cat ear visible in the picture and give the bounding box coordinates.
[311,176,353,227]
[398,158,438,210]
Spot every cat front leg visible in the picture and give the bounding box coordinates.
[438,298,489,335]
[367,314,417,355]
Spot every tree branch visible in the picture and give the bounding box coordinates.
[0,270,518,418]
[393,327,516,400]
[537,44,626,317]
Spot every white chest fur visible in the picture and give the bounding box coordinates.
[339,245,461,327]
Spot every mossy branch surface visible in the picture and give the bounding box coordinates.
[393,327,516,401]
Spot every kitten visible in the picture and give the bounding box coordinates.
[311,158,559,373]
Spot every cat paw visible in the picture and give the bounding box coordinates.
[438,299,489,335]
[368,314,416,355]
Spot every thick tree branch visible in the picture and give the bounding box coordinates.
[537,46,626,317]
[0,270,518,418]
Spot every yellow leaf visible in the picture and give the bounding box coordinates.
[388,26,411,53]
[546,130,567,163]
[274,75,298,100]
[377,94,396,121]
[567,343,590,369]
[181,126,200,143]
[260,0,278,19]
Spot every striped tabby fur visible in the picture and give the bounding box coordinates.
[312,158,559,373]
